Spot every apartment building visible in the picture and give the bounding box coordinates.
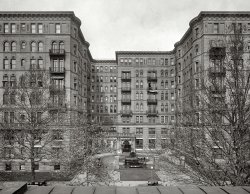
[0,12,92,171]
[1,11,250,172]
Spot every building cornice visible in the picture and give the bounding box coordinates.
[0,11,82,26]
[91,59,117,64]
[174,11,250,48]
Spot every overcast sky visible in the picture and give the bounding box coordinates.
[1,0,249,59]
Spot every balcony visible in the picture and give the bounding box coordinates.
[48,103,67,111]
[121,87,131,93]
[121,76,131,82]
[208,67,226,77]
[146,110,158,117]
[121,99,131,104]
[209,47,226,60]
[50,85,65,94]
[105,132,135,138]
[147,87,158,93]
[120,110,133,117]
[147,76,157,82]
[49,49,65,57]
[147,99,157,105]
[50,67,65,74]
[209,85,226,95]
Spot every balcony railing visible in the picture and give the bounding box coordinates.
[147,76,157,82]
[121,87,131,92]
[50,85,65,93]
[146,110,158,117]
[48,103,67,111]
[49,49,65,57]
[147,87,158,93]
[208,67,226,77]
[121,76,131,81]
[105,132,135,138]
[147,99,157,104]
[120,110,133,117]
[50,67,65,74]
[121,99,131,104]
[209,47,226,60]
[209,85,226,94]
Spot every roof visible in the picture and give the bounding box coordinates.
[2,184,250,194]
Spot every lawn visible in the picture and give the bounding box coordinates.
[118,168,160,181]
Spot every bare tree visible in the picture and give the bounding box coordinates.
[168,23,250,186]
[0,68,65,182]
[59,119,116,186]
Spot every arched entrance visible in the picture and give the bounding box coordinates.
[122,140,131,153]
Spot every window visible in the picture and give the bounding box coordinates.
[140,103,143,111]
[31,42,36,52]
[171,81,174,88]
[11,24,16,33]
[4,23,9,33]
[148,128,155,134]
[136,70,139,77]
[10,59,16,69]
[3,75,8,87]
[4,42,10,52]
[165,81,168,89]
[136,139,143,149]
[38,42,43,52]
[140,92,143,100]
[38,59,43,69]
[214,23,219,33]
[11,42,16,52]
[54,164,60,171]
[136,128,143,134]
[30,59,36,69]
[31,23,36,33]
[149,139,155,149]
[3,59,9,69]
[38,24,43,33]
[165,92,168,100]
[5,163,12,171]
[195,44,199,55]
[161,92,164,100]
[59,42,64,51]
[21,23,26,32]
[195,28,199,38]
[136,116,139,123]
[161,116,164,124]
[55,24,61,33]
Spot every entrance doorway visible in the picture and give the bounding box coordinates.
[122,140,131,153]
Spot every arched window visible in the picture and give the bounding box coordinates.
[21,59,25,67]
[140,70,143,76]
[110,105,113,113]
[52,41,57,51]
[59,42,64,51]
[11,42,16,52]
[161,70,164,77]
[136,103,139,111]
[136,80,139,89]
[136,92,139,100]
[140,80,143,89]
[135,70,139,77]
[140,103,143,111]
[4,42,10,52]
[161,92,164,100]
[165,70,168,77]
[31,42,36,52]
[140,92,143,100]
[161,104,164,112]
[38,42,43,52]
